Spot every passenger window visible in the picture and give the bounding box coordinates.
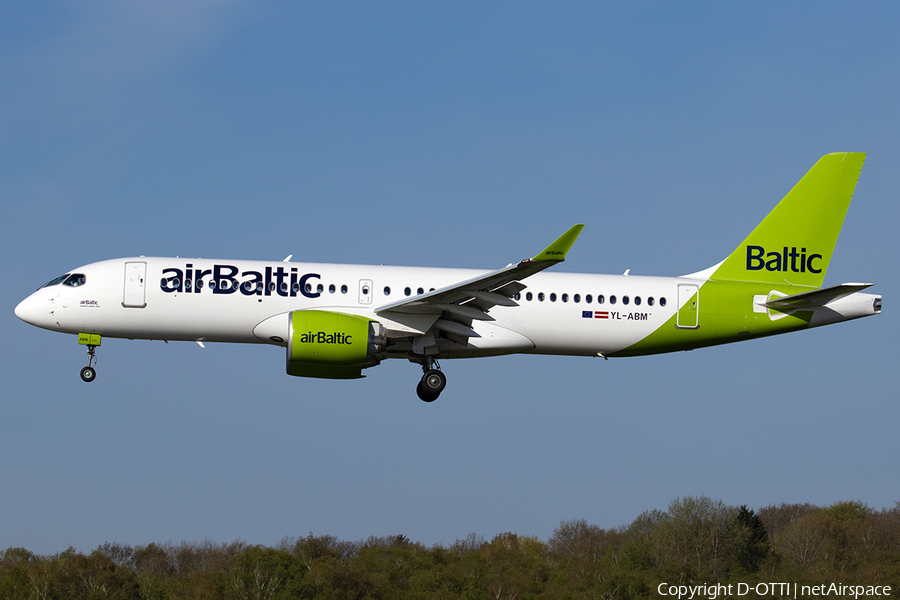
[384,286,391,295]
[562,293,568,303]
[341,284,348,294]
[586,294,592,304]
[329,284,336,293]
[648,297,655,306]
[404,287,411,296]
[417,287,424,295]
[623,296,630,305]
[610,295,617,305]
[317,284,324,293]
[514,293,521,300]
[526,292,533,301]
[550,293,557,302]
[574,294,581,303]
[538,293,545,302]
[597,295,605,304]
[635,296,641,306]
[660,297,667,307]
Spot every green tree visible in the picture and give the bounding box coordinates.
[620,509,666,571]
[480,533,548,600]
[23,558,60,600]
[134,543,174,578]
[824,500,871,523]
[757,502,820,542]
[289,534,350,571]
[776,511,829,570]
[547,519,610,594]
[228,546,295,600]
[654,496,739,578]
[0,547,36,600]
[732,505,769,575]
[96,543,136,571]
[549,519,609,563]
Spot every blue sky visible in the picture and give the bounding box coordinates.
[3,2,898,555]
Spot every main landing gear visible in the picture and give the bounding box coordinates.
[415,357,446,402]
[81,345,98,382]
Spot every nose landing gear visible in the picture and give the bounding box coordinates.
[80,345,98,382]
[78,333,101,383]
[415,358,446,402]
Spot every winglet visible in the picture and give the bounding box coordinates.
[532,224,585,262]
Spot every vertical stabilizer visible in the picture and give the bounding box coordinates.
[711,152,866,288]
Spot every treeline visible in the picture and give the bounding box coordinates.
[1,497,898,599]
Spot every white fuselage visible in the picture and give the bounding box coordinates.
[15,257,683,358]
[16,256,881,366]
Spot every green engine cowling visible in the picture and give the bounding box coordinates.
[287,310,385,379]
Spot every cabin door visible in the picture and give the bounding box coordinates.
[123,261,148,308]
[676,284,699,329]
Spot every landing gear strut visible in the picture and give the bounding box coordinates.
[80,345,97,383]
[415,357,446,402]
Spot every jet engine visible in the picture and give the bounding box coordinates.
[286,310,385,379]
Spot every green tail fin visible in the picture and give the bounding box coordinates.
[711,152,866,288]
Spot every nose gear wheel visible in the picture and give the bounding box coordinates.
[81,345,98,383]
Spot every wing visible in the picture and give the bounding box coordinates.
[375,224,584,344]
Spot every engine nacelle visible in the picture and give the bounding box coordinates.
[287,310,385,379]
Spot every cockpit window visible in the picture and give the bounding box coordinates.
[63,274,86,287]
[41,274,70,288]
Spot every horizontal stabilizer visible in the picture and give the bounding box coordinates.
[765,283,873,311]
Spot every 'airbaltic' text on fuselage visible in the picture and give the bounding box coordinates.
[160,264,323,298]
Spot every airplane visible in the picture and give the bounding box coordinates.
[15,152,881,401]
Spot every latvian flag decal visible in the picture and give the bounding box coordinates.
[582,311,609,319]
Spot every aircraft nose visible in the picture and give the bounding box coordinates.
[15,293,45,326]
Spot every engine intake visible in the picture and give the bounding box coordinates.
[287,310,385,379]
